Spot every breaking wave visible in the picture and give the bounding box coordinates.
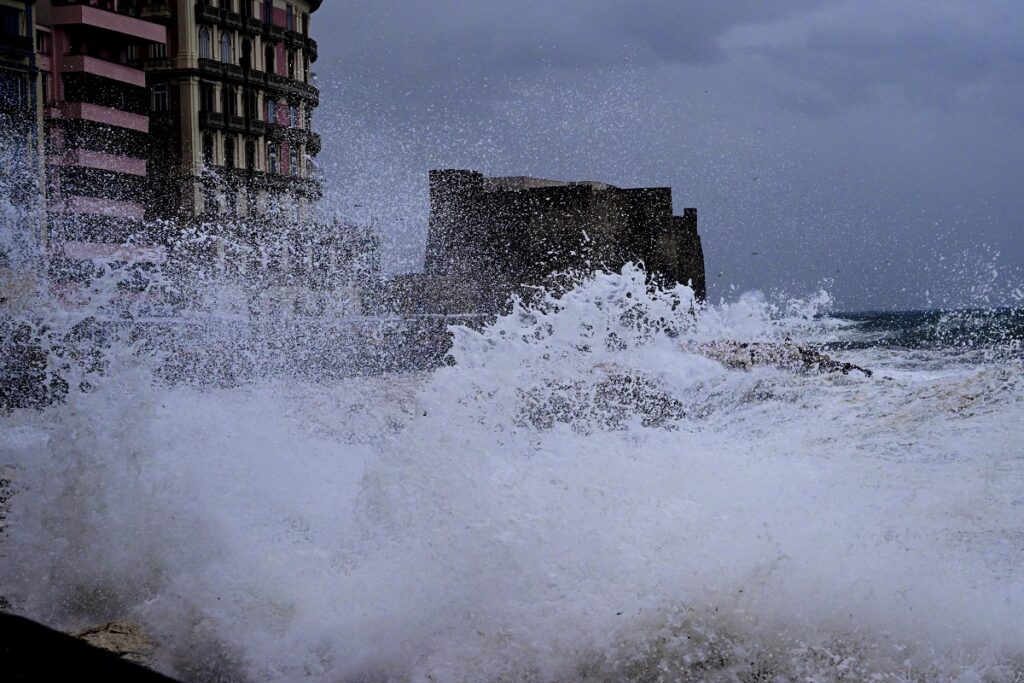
[1,266,1023,681]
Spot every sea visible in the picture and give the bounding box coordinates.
[1,265,1022,682]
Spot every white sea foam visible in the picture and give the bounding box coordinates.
[1,266,1022,681]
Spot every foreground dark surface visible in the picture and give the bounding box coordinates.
[0,613,178,682]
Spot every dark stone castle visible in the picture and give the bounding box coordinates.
[400,169,706,314]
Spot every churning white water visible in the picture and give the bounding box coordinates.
[1,266,1023,681]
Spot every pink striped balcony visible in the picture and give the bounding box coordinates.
[48,102,149,132]
[53,196,145,221]
[51,5,166,44]
[53,149,148,176]
[60,241,167,265]
[60,54,147,88]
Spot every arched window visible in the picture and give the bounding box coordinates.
[245,140,256,171]
[241,38,252,70]
[263,44,275,73]
[220,32,232,63]
[222,86,236,116]
[287,50,295,79]
[198,27,211,59]
[244,89,257,119]
[268,143,278,174]
[224,136,235,169]
[203,133,214,165]
[265,97,276,123]
[289,147,298,176]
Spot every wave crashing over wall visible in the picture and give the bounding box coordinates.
[1,265,1023,682]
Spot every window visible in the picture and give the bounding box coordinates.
[265,98,276,123]
[199,82,215,112]
[245,140,256,171]
[0,72,27,106]
[263,44,274,73]
[290,147,298,177]
[220,32,232,63]
[42,73,53,104]
[198,27,211,59]
[289,103,298,127]
[303,55,309,83]
[286,4,294,31]
[222,86,236,116]
[203,134,215,165]
[268,143,278,174]
[244,90,257,120]
[151,82,168,111]
[224,136,235,169]
[241,38,252,70]
[149,42,167,59]
[263,0,272,23]
[204,185,218,215]
[0,7,23,37]
[287,50,295,79]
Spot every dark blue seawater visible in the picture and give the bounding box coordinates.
[830,307,1024,353]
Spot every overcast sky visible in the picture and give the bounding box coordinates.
[312,1,1024,311]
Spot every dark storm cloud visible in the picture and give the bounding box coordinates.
[313,1,1024,310]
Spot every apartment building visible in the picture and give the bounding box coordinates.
[139,0,322,225]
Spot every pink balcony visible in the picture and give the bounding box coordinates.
[60,241,167,265]
[53,196,145,221]
[51,5,166,44]
[54,149,148,176]
[60,54,147,87]
[48,102,149,132]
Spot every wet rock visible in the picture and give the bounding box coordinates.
[518,368,687,431]
[0,613,175,681]
[697,341,873,377]
[72,621,156,666]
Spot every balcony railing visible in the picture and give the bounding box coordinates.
[198,110,224,129]
[226,115,245,132]
[262,24,285,42]
[198,58,224,76]
[285,30,303,49]
[194,2,219,23]
[221,9,243,30]
[140,0,172,20]
[306,131,321,155]
[305,37,318,62]
[132,56,173,70]
[264,122,285,140]
[0,33,34,54]
[243,16,261,34]
[265,72,290,89]
[246,119,266,136]
[223,63,243,80]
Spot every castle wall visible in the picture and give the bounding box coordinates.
[421,169,706,315]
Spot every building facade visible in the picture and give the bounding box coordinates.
[139,0,322,226]
[35,0,167,269]
[421,169,706,314]
[0,0,43,249]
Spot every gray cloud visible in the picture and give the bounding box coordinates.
[313,1,1024,310]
